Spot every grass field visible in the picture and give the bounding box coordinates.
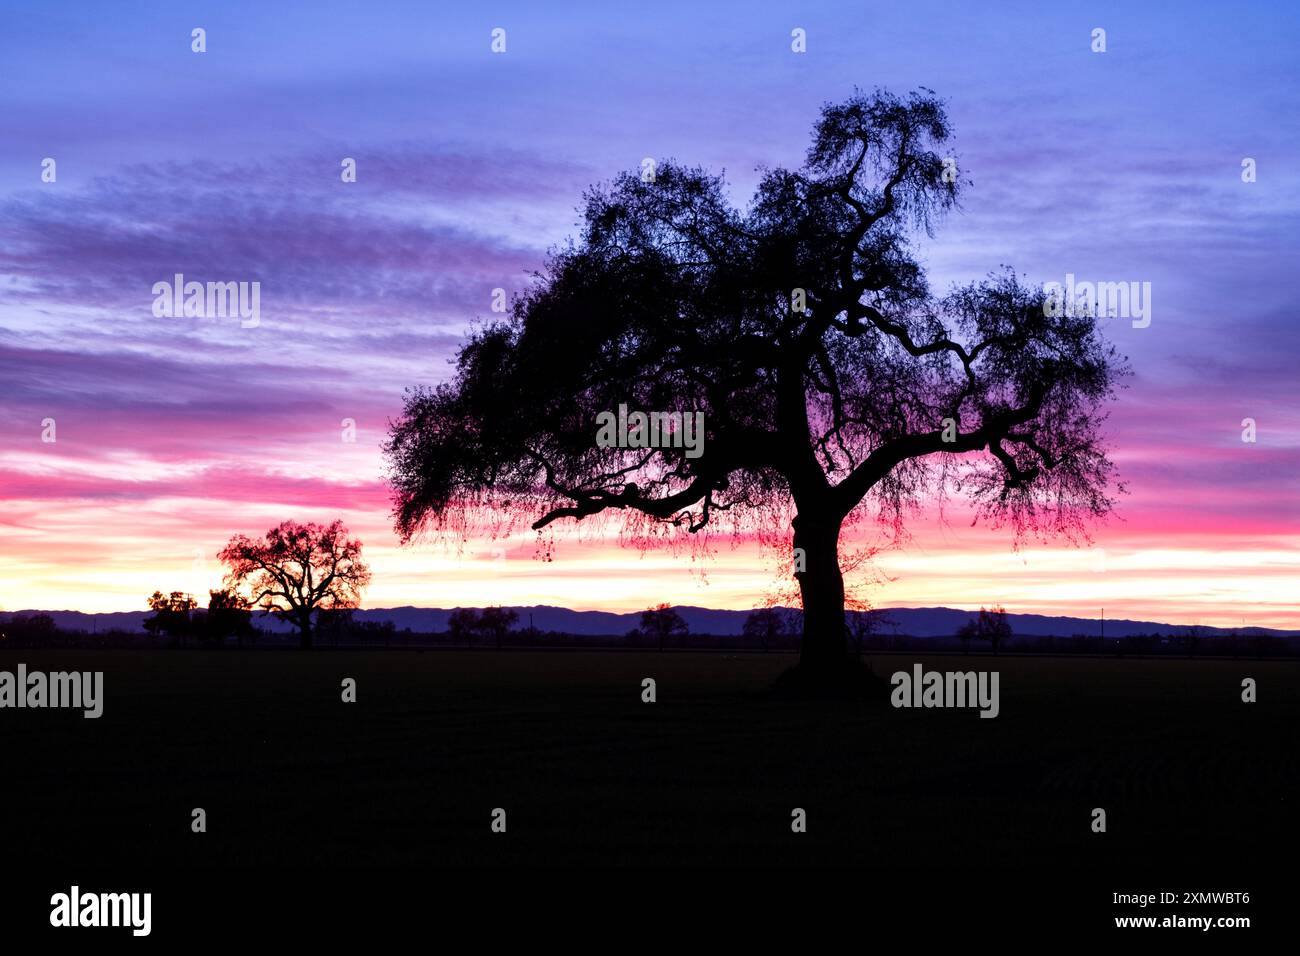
[2,649,1295,871]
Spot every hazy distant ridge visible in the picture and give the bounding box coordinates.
[3,605,1295,638]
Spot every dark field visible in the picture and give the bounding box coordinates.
[2,648,1295,876]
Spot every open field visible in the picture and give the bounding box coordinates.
[1,649,1295,871]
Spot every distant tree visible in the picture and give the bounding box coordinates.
[218,520,370,649]
[205,588,254,648]
[743,607,790,652]
[144,591,198,646]
[479,606,520,649]
[447,608,480,647]
[956,618,977,654]
[316,607,355,647]
[1,613,58,647]
[978,605,1012,654]
[641,603,688,651]
[29,612,57,641]
[846,608,879,658]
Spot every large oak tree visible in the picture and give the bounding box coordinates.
[384,89,1126,680]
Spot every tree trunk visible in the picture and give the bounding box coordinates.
[793,512,847,670]
[298,611,313,650]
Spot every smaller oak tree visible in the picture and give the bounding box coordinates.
[447,607,480,646]
[145,591,198,646]
[479,606,520,649]
[640,603,688,651]
[959,604,1012,655]
[743,607,792,652]
[205,587,254,648]
[218,520,370,649]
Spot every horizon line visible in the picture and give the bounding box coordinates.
[3,602,1294,633]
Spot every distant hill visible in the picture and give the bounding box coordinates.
[2,605,1296,639]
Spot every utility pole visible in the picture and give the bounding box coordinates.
[1100,606,1105,641]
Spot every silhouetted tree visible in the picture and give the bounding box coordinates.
[384,88,1126,686]
[1,613,58,647]
[956,618,977,654]
[987,605,1013,654]
[205,588,254,648]
[144,591,198,646]
[964,605,1012,654]
[479,606,520,649]
[316,607,355,647]
[218,520,370,649]
[847,608,880,658]
[743,607,791,652]
[641,603,688,651]
[447,608,479,647]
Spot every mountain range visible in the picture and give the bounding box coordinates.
[2,605,1295,638]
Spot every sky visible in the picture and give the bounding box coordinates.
[1,0,1298,626]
